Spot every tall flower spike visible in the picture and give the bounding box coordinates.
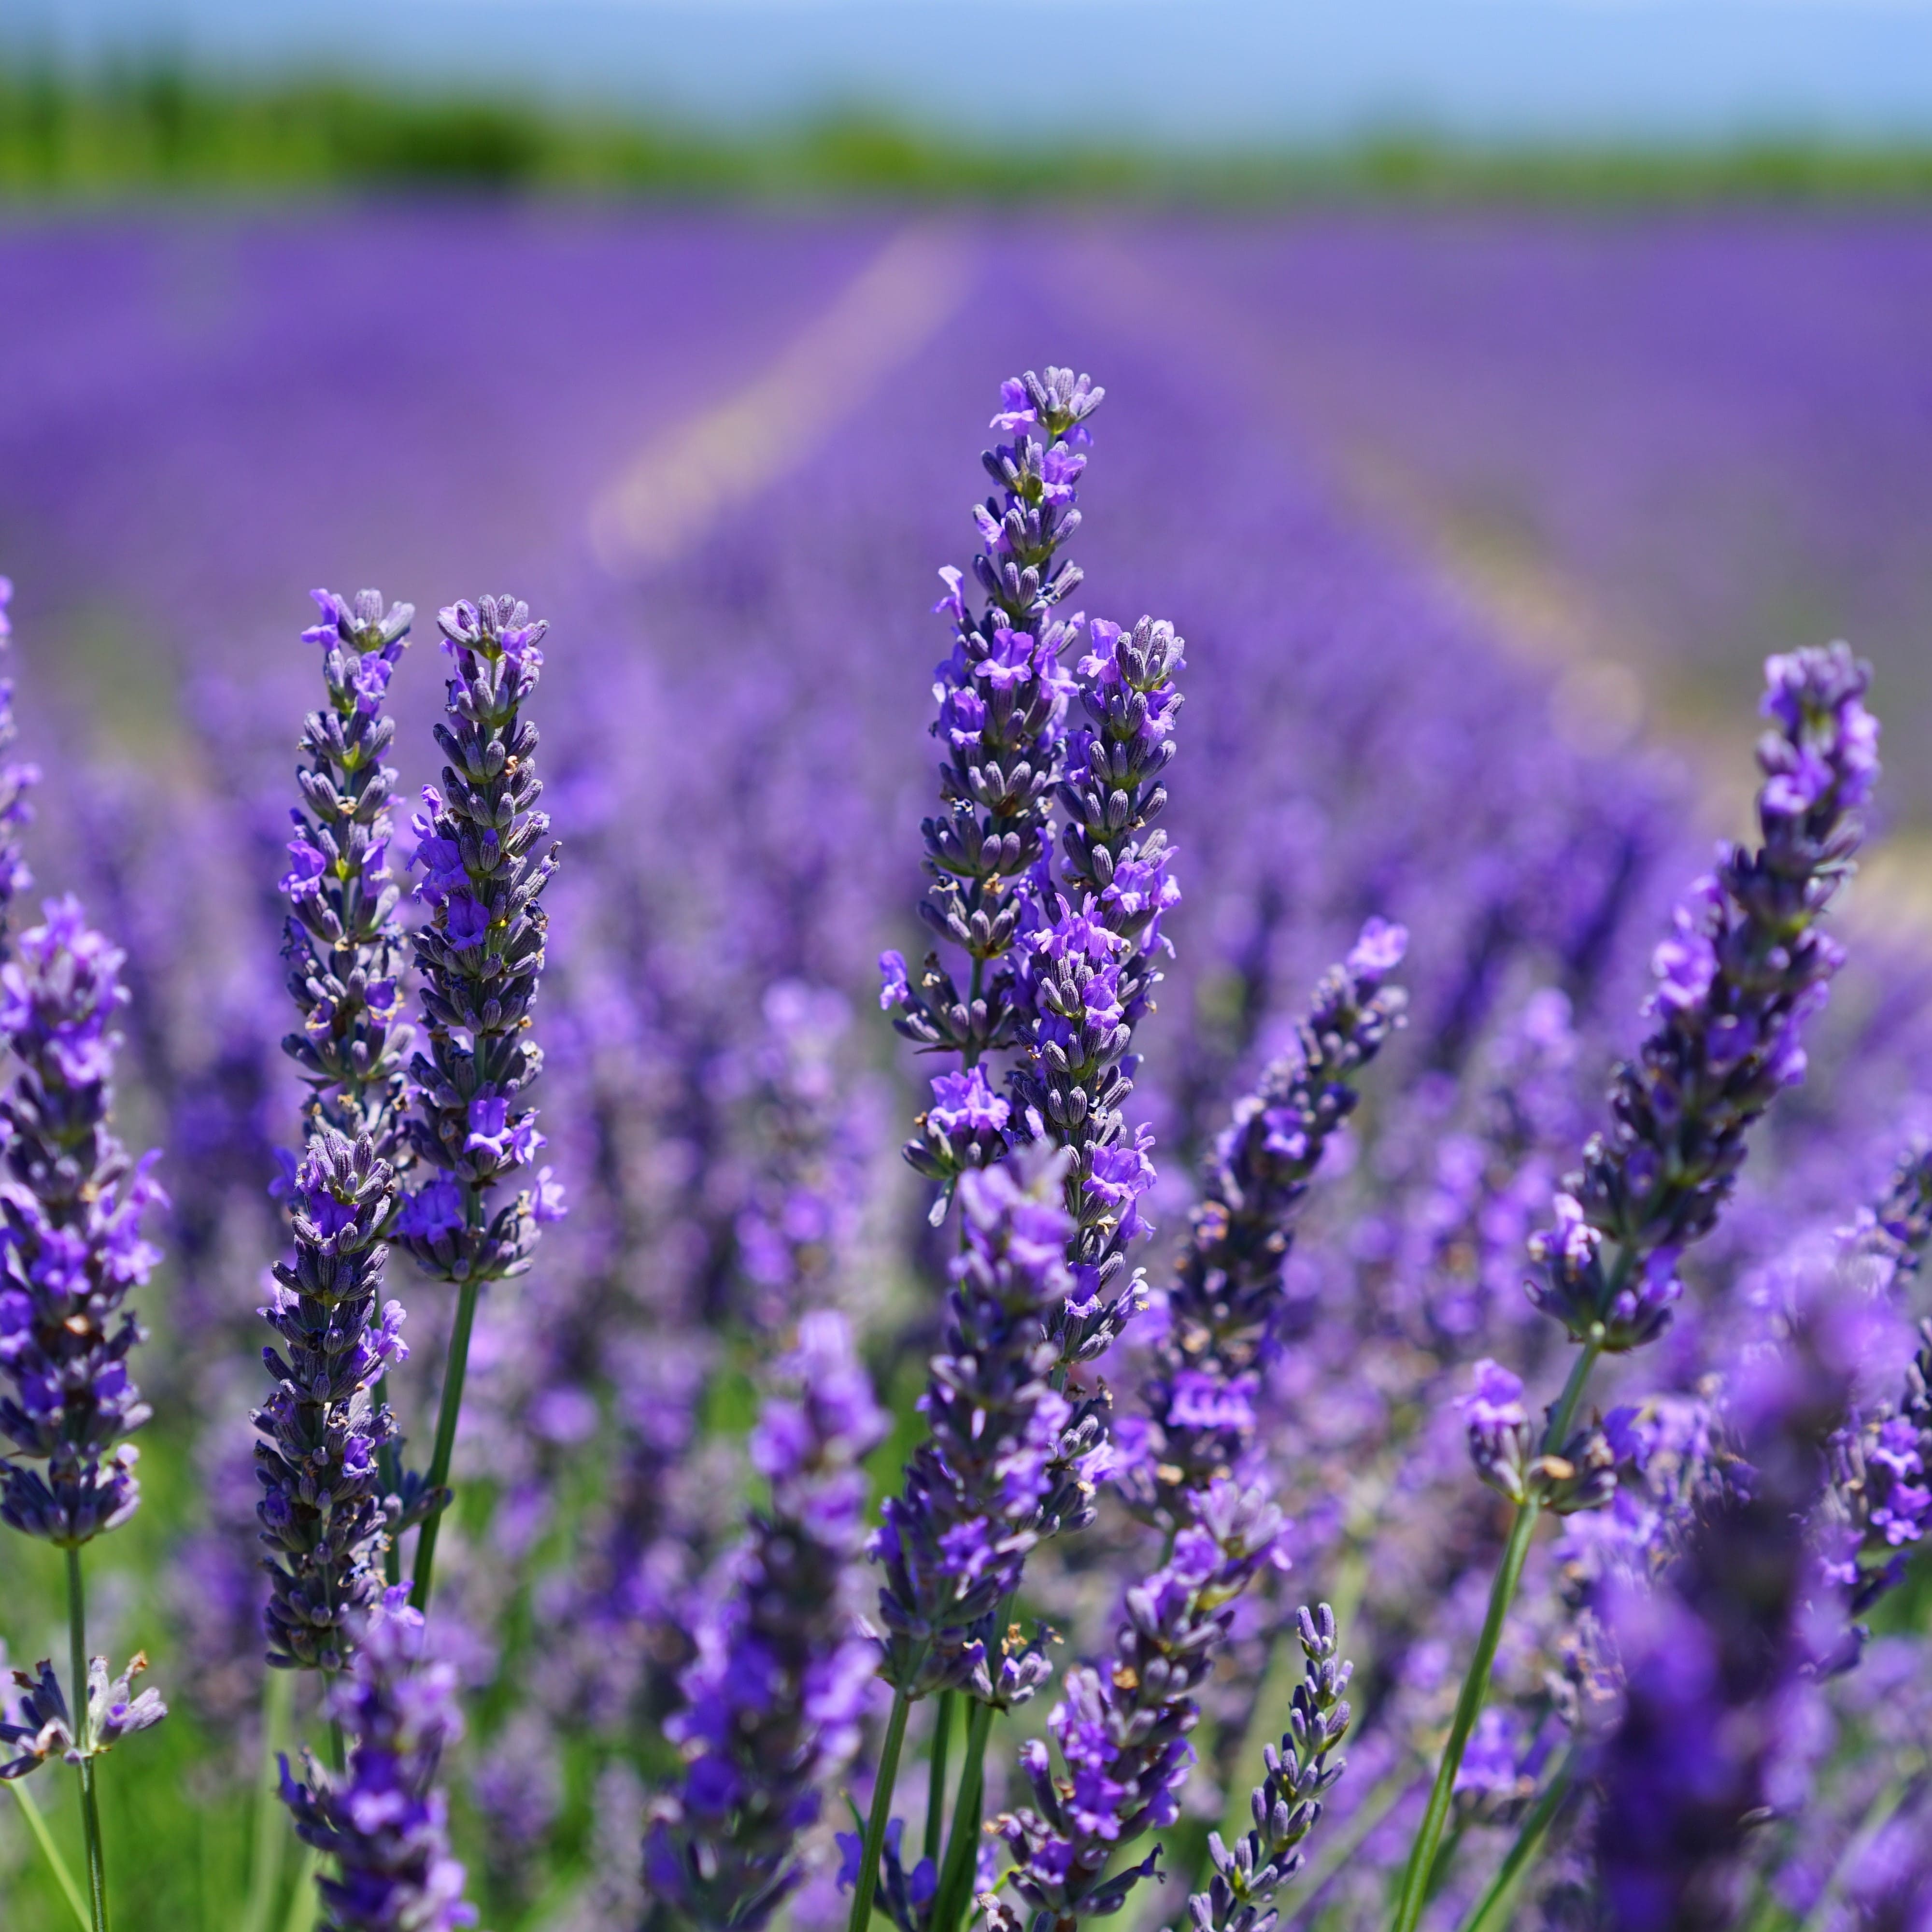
[1184,1606,1353,1932]
[280,1588,477,1932]
[398,593,563,1607]
[397,594,562,1284]
[0,897,166,1549]
[886,370,1099,1183]
[1529,643,1876,1354]
[1014,611,1187,1367]
[872,1152,1088,1702]
[283,587,417,1153]
[984,1480,1285,1932]
[1119,924,1407,1532]
[0,577,40,953]
[645,1312,886,1931]
[255,1131,409,1670]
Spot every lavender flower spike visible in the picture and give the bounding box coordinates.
[1120,925,1407,1531]
[871,1151,1085,1703]
[646,1312,886,1931]
[283,587,417,1152]
[888,370,1098,1179]
[984,1479,1286,1932]
[255,1132,407,1670]
[280,1588,477,1932]
[1184,1606,1353,1932]
[0,897,165,1549]
[398,593,563,1608]
[1530,642,1877,1355]
[0,577,40,952]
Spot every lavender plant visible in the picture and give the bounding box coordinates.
[1392,643,1880,1931]
[396,593,563,1610]
[0,896,169,1930]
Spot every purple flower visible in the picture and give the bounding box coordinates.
[280,1589,476,1931]
[0,899,164,1549]
[646,1313,884,1931]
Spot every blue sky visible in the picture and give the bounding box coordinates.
[12,0,1932,143]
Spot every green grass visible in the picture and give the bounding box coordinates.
[10,63,1932,202]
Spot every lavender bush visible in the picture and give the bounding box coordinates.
[0,325,1927,1932]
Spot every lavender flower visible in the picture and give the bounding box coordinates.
[0,576,39,951]
[0,897,165,1548]
[397,592,562,1282]
[255,1131,407,1670]
[283,587,417,1151]
[280,1588,476,1932]
[1530,645,1877,1355]
[646,1312,885,1931]
[871,1153,1083,1701]
[0,1649,166,1782]
[1183,1606,1353,1932]
[985,1479,1285,1932]
[398,593,562,1605]
[887,370,1098,1183]
[1013,611,1188,1366]
[1119,925,1407,1531]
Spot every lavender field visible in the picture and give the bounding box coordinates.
[1,206,1932,1932]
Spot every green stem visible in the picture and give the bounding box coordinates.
[1389,1339,1601,1932]
[930,1699,994,1932]
[7,1777,90,1931]
[238,1668,295,1932]
[1457,1753,1574,1932]
[1797,1765,1918,1932]
[66,1547,108,1932]
[925,1691,956,1865]
[280,1846,323,1932]
[409,1274,483,1611]
[847,1679,918,1932]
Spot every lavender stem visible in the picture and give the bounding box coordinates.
[925,1692,955,1863]
[239,1668,295,1932]
[6,1777,89,1930]
[66,1548,107,1932]
[407,1275,482,1612]
[1391,1337,1602,1932]
[845,1679,916,1932]
[930,1696,995,1932]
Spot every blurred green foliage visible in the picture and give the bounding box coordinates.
[10,62,1932,200]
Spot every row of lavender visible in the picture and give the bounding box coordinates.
[0,351,1928,1932]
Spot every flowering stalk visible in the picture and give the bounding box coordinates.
[883,369,1099,1195]
[0,576,39,952]
[1392,644,1879,1932]
[397,594,564,1611]
[1183,1606,1353,1932]
[259,588,421,1657]
[983,1480,1286,1932]
[848,1156,1080,1932]
[1119,923,1408,1533]
[280,1588,476,1931]
[646,1312,885,1930]
[0,899,169,1931]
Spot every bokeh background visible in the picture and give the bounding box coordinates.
[5,5,1932,1928]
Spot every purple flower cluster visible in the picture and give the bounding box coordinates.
[396,594,563,1278]
[985,1479,1285,1932]
[0,897,165,1547]
[255,1131,407,1670]
[1529,644,1877,1354]
[280,1588,476,1932]
[280,587,417,1152]
[872,1155,1083,1700]
[1183,1606,1353,1932]
[646,1312,885,1930]
[0,578,38,949]
[1119,923,1408,1531]
[885,369,1099,1155]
